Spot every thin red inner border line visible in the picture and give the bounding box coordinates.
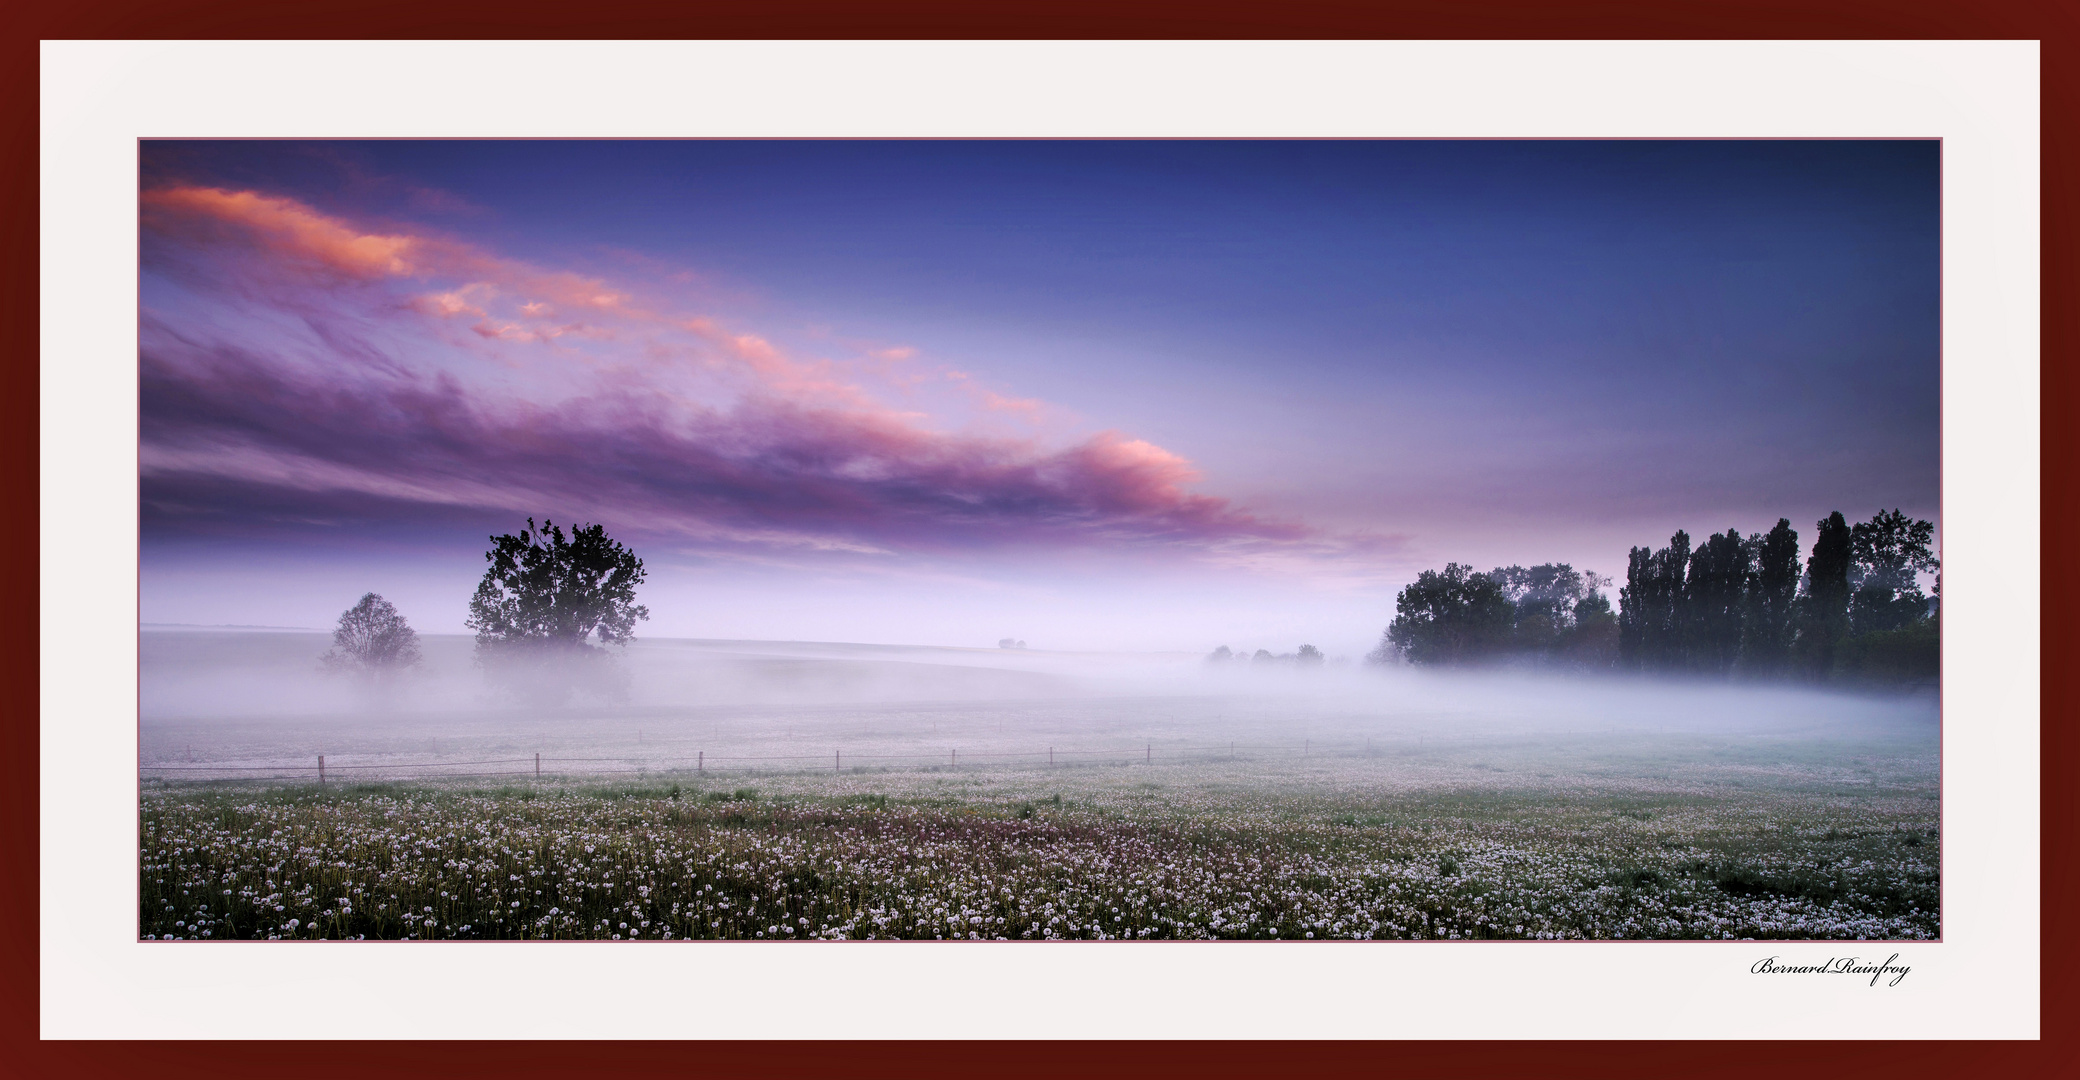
[130,136,1951,949]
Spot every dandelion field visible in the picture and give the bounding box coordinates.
[140,727,1940,943]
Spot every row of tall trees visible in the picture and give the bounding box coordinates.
[1619,521,1797,676]
[1368,509,1937,685]
[1620,510,1937,682]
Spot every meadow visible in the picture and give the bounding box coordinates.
[140,730,1939,943]
[139,632,1940,943]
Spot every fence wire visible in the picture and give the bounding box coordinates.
[138,738,1392,783]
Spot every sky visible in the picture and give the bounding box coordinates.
[137,140,1941,654]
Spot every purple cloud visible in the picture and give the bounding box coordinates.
[139,186,1306,559]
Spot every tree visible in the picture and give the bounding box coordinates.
[1685,529,1752,676]
[1561,588,1620,670]
[1619,531,1690,670]
[1659,530,1695,668]
[1797,511,1853,679]
[466,518,649,701]
[1295,644,1325,667]
[1848,509,1939,636]
[320,592,422,681]
[1490,563,1574,655]
[1384,563,1517,666]
[1489,563,1614,668]
[1740,519,1800,676]
[1618,547,1653,668]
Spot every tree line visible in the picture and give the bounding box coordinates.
[1370,509,1938,685]
[1206,644,1327,669]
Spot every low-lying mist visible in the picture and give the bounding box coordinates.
[140,629,1938,778]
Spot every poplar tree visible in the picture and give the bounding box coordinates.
[1686,529,1752,676]
[1797,511,1853,679]
[1740,519,1800,676]
[1620,531,1690,670]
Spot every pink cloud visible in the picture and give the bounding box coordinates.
[143,186,424,279]
[980,389,1047,419]
[146,184,634,318]
[413,284,492,319]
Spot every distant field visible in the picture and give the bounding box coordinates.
[140,730,1939,943]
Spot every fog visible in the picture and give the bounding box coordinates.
[140,629,1938,780]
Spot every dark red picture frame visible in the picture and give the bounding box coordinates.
[9,2,2071,1074]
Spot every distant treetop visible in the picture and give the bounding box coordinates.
[320,592,421,679]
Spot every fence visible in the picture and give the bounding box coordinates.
[135,736,1414,784]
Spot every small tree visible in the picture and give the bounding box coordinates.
[466,518,649,702]
[320,592,422,680]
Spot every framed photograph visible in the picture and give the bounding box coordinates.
[37,36,2046,1058]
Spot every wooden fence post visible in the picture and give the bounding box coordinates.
[951,748,957,768]
[1146,744,1151,765]
[535,753,540,778]
[1049,746,1053,768]
[317,755,325,784]
[697,751,703,774]
[835,750,841,773]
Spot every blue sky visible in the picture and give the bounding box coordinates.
[138,140,1939,653]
